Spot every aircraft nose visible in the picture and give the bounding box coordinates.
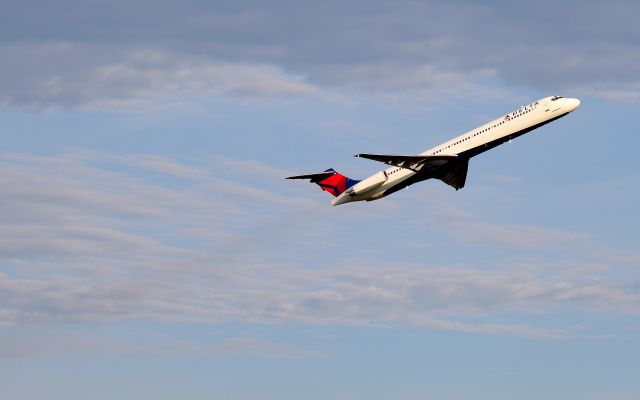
[565,98,581,112]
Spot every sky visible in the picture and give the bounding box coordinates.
[1,1,639,399]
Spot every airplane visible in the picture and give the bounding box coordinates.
[287,95,580,206]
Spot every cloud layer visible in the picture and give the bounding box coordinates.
[0,44,317,110]
[2,1,639,109]
[1,151,638,339]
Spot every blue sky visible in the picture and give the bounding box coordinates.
[1,1,640,399]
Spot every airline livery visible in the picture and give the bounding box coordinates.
[288,96,580,206]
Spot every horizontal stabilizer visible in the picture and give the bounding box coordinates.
[286,172,335,182]
[355,153,457,172]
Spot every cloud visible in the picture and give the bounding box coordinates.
[2,1,638,109]
[2,258,638,339]
[0,44,317,110]
[418,195,590,249]
[1,150,638,340]
[448,220,589,248]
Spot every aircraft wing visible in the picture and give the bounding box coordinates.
[354,153,457,172]
[355,153,469,190]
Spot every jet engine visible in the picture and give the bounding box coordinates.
[346,171,388,196]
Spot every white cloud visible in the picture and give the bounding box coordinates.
[449,221,589,248]
[418,195,590,249]
[324,63,507,101]
[2,0,640,111]
[1,150,638,341]
[0,44,318,110]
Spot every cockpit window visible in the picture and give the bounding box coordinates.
[551,96,563,101]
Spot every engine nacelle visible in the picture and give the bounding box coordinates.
[346,171,388,196]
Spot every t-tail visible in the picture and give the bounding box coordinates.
[286,168,360,197]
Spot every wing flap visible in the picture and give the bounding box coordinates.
[436,159,469,190]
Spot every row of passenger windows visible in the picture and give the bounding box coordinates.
[430,107,533,155]
[388,107,536,167]
[431,122,498,155]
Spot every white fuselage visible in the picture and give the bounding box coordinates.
[332,96,580,206]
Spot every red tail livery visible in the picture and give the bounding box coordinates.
[286,168,360,197]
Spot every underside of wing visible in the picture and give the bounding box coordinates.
[435,159,469,190]
[354,153,457,172]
